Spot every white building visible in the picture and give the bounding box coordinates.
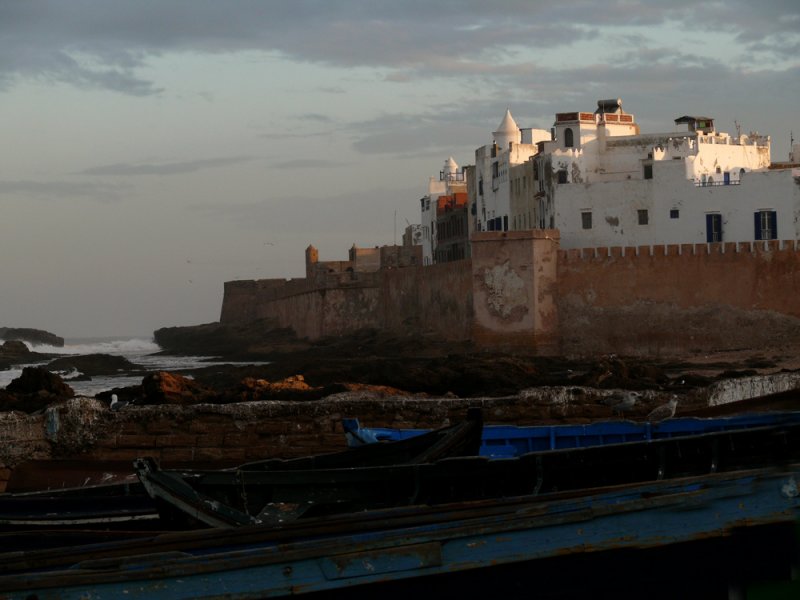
[419,157,465,265]
[473,110,550,232]
[515,98,796,248]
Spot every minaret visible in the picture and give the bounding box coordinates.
[493,109,521,149]
[443,156,459,180]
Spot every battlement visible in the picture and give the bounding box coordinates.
[559,240,798,262]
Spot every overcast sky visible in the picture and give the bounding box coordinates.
[1,1,798,338]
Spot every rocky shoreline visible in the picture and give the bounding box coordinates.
[1,322,798,419]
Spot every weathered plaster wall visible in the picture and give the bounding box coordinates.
[555,162,800,249]
[557,240,800,356]
[470,230,560,352]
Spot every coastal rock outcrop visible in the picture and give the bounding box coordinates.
[1,367,75,413]
[47,354,144,378]
[0,340,31,361]
[0,328,64,347]
[140,371,217,405]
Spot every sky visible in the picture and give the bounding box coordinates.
[1,1,798,338]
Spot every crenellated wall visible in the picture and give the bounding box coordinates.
[557,240,800,356]
[220,235,800,357]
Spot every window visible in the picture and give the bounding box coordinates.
[643,164,653,179]
[670,209,680,219]
[581,211,592,229]
[706,214,722,242]
[638,209,649,225]
[754,210,777,240]
[478,179,483,196]
[492,162,499,178]
[564,127,574,148]
[557,170,568,184]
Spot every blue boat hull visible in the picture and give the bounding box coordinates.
[345,411,800,457]
[2,464,799,598]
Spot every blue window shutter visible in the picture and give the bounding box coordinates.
[706,214,713,242]
[770,211,777,239]
[754,212,762,240]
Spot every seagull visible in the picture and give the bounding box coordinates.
[110,394,130,411]
[613,391,640,416]
[602,391,640,416]
[647,396,678,422]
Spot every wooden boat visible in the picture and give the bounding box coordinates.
[1,462,799,598]
[0,480,156,531]
[344,410,800,456]
[134,408,484,528]
[134,417,800,529]
[0,409,482,539]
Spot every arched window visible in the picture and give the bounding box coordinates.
[564,127,574,148]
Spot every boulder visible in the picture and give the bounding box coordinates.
[0,340,31,359]
[1,367,75,412]
[140,371,217,405]
[234,375,320,402]
[6,366,75,398]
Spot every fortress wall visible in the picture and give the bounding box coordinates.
[221,236,800,356]
[382,260,473,340]
[557,240,800,356]
[470,230,560,352]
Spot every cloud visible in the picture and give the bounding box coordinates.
[80,156,252,176]
[0,1,796,96]
[272,159,350,169]
[0,179,132,202]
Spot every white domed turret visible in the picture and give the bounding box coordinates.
[444,156,459,177]
[493,109,521,148]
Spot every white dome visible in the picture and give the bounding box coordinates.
[493,109,520,147]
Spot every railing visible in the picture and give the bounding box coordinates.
[440,171,465,182]
[694,180,741,187]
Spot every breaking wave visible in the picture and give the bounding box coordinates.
[24,337,161,356]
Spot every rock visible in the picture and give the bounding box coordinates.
[234,375,321,402]
[6,367,75,398]
[140,371,217,405]
[1,367,75,412]
[153,320,299,358]
[0,340,31,359]
[0,328,64,347]
[47,354,144,377]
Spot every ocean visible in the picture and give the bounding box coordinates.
[0,336,255,397]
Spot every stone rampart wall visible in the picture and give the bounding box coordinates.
[220,236,800,356]
[557,240,800,356]
[221,261,474,341]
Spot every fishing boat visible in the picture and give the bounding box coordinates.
[344,410,800,456]
[0,409,483,537]
[1,462,799,599]
[134,417,800,528]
